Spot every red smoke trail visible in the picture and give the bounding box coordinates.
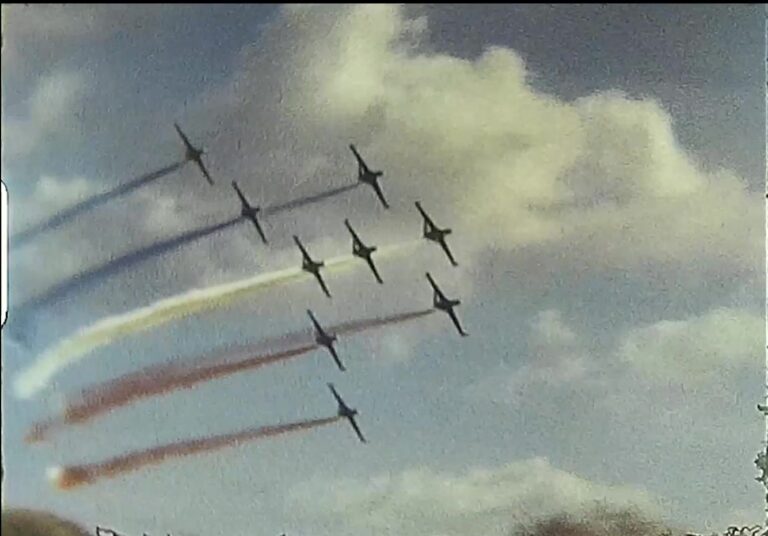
[27,344,317,443]
[27,309,433,443]
[53,416,342,490]
[334,308,435,336]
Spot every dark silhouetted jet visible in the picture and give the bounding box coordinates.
[308,309,345,371]
[294,235,331,298]
[174,123,214,185]
[328,383,366,443]
[344,219,383,284]
[350,144,388,209]
[416,201,458,267]
[426,272,468,337]
[232,181,267,244]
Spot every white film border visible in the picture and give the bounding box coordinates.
[1,180,7,327]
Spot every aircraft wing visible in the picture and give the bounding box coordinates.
[249,216,268,244]
[328,344,346,372]
[293,236,311,260]
[314,271,332,298]
[307,310,323,333]
[369,180,390,209]
[439,239,458,267]
[174,123,193,150]
[328,383,344,406]
[415,202,435,227]
[344,219,362,245]
[232,181,250,207]
[447,308,468,337]
[349,144,369,172]
[348,415,367,443]
[195,159,214,185]
[366,257,383,284]
[426,273,442,295]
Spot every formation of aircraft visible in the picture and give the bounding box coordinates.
[167,131,468,446]
[174,123,214,186]
[350,144,389,209]
[415,201,458,267]
[308,309,345,371]
[328,383,366,443]
[232,181,268,244]
[294,235,332,298]
[426,272,468,337]
[345,219,383,284]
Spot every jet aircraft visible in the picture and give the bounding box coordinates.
[426,272,468,337]
[344,219,383,284]
[294,235,331,298]
[174,123,214,186]
[232,181,267,244]
[308,309,345,371]
[328,383,366,443]
[350,144,389,209]
[415,201,458,267]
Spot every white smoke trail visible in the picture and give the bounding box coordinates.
[15,241,418,399]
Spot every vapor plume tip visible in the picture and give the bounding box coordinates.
[47,466,63,483]
[25,422,50,444]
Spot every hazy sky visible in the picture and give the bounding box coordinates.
[1,5,764,535]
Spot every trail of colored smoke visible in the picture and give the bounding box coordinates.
[14,253,363,399]
[263,183,360,215]
[28,309,434,442]
[51,416,342,490]
[334,308,435,336]
[19,216,244,314]
[68,345,317,430]
[16,241,417,399]
[11,162,184,248]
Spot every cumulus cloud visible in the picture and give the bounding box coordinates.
[288,458,659,536]
[3,70,88,158]
[617,306,763,386]
[466,310,593,405]
[11,174,94,230]
[2,5,170,70]
[260,4,760,275]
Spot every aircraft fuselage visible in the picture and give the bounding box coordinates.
[424,226,449,243]
[435,296,461,311]
[353,243,375,259]
[241,205,259,218]
[303,260,323,274]
[316,331,336,348]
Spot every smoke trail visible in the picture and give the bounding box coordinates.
[334,308,435,336]
[14,259,338,399]
[51,416,342,490]
[263,183,360,216]
[19,216,244,314]
[28,308,434,442]
[16,242,416,399]
[32,345,319,442]
[11,162,184,248]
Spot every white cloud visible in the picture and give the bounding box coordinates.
[530,309,579,350]
[466,310,593,406]
[3,70,87,158]
[617,306,763,386]
[288,458,660,536]
[264,5,761,275]
[2,5,170,70]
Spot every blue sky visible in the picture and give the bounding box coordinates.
[1,5,764,535]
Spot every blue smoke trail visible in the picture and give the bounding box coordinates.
[11,161,184,248]
[263,183,360,215]
[18,216,244,315]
